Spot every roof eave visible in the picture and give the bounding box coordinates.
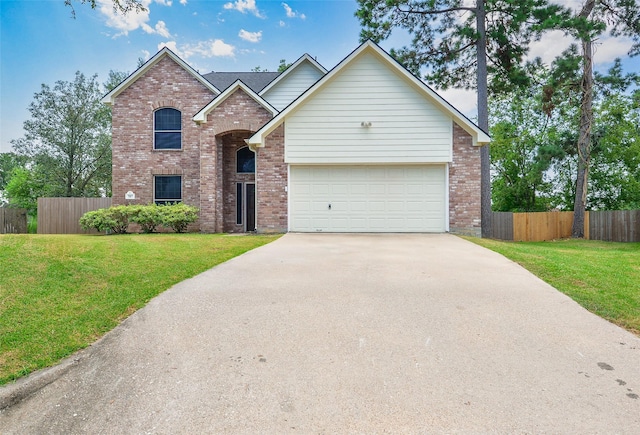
[101,47,220,106]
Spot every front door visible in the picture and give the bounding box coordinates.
[245,183,255,231]
[237,182,256,232]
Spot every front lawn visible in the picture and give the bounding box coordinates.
[466,237,640,335]
[0,233,280,385]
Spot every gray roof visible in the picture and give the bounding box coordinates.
[202,72,281,93]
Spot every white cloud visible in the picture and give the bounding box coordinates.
[154,20,171,38]
[141,20,171,37]
[239,29,262,43]
[99,0,152,36]
[141,49,151,61]
[98,0,171,39]
[279,20,285,27]
[180,0,187,4]
[528,29,635,67]
[528,30,573,64]
[158,40,179,53]
[593,37,635,63]
[159,39,236,59]
[223,0,264,18]
[282,2,305,19]
[439,88,478,119]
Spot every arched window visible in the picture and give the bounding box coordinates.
[236,146,255,173]
[154,108,181,149]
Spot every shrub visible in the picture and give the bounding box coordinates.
[79,206,132,234]
[79,209,104,232]
[158,203,199,233]
[129,204,162,233]
[80,203,199,234]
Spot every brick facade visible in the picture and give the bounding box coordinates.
[256,125,287,233]
[449,122,482,236]
[111,56,214,231]
[198,89,273,232]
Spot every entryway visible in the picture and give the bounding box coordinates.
[236,182,255,232]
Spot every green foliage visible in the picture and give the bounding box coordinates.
[0,152,28,191]
[79,203,200,234]
[158,203,199,233]
[129,204,162,233]
[493,59,640,212]
[4,167,49,214]
[11,71,115,199]
[277,59,292,72]
[0,233,281,384]
[589,91,640,210]
[79,205,131,234]
[355,0,569,93]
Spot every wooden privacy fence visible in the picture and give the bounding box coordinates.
[589,210,640,242]
[38,197,112,234]
[491,210,639,242]
[0,207,28,234]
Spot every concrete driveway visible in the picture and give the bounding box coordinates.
[1,234,639,433]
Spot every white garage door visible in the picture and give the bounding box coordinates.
[289,165,446,232]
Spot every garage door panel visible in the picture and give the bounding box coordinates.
[290,165,446,232]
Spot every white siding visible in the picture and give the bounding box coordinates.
[285,52,453,164]
[289,165,446,232]
[261,62,324,111]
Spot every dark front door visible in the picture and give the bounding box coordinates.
[245,183,255,231]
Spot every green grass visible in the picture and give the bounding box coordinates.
[0,233,280,385]
[465,237,640,335]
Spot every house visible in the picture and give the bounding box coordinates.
[102,40,490,236]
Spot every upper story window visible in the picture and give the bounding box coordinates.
[154,108,181,150]
[236,146,255,173]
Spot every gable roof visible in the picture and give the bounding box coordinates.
[202,71,281,94]
[258,53,327,96]
[193,80,278,123]
[248,40,491,147]
[101,47,220,105]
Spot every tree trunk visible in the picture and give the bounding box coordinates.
[477,0,491,238]
[572,38,593,238]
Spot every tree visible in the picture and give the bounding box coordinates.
[278,59,292,72]
[356,0,568,237]
[489,85,565,212]
[0,152,28,191]
[11,72,113,200]
[552,0,640,237]
[4,167,50,214]
[64,0,146,18]
[499,57,640,212]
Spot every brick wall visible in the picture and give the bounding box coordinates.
[111,55,214,231]
[449,121,482,236]
[198,89,273,232]
[221,132,255,232]
[256,125,288,233]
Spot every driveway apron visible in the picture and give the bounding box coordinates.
[1,234,639,434]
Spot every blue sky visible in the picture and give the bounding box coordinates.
[1,0,639,153]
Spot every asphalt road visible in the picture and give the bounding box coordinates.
[1,234,639,434]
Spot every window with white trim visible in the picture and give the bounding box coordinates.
[154,175,182,204]
[154,108,181,149]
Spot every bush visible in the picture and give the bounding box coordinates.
[79,205,131,234]
[158,203,199,233]
[129,204,162,233]
[79,203,199,235]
